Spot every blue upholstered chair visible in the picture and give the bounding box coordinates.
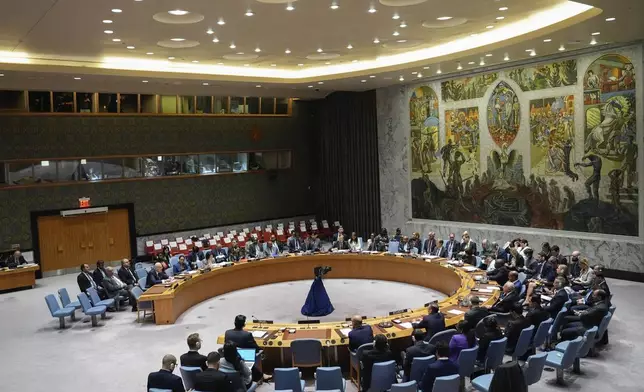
[135,268,147,280]
[350,342,373,390]
[511,325,534,360]
[315,366,346,392]
[524,352,547,385]
[165,267,174,277]
[391,380,417,392]
[58,288,81,310]
[387,241,399,253]
[148,389,172,392]
[77,292,107,327]
[180,366,202,391]
[609,305,616,316]
[220,367,257,392]
[544,336,583,385]
[134,262,144,270]
[427,329,457,345]
[291,339,323,368]
[87,287,115,309]
[138,276,147,290]
[131,286,154,322]
[44,294,76,329]
[555,326,598,373]
[409,356,435,384]
[370,360,396,392]
[274,368,306,392]
[484,337,507,373]
[532,318,553,351]
[432,374,459,392]
[547,307,568,346]
[593,312,613,352]
[457,346,478,388]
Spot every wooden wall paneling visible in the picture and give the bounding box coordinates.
[37,215,64,271]
[106,208,131,261]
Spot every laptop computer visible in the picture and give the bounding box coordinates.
[237,348,255,368]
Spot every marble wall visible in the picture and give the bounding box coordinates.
[377,44,644,273]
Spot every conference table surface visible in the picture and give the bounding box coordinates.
[139,253,500,348]
[0,264,40,291]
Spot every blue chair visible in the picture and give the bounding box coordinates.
[484,337,507,373]
[274,368,306,392]
[349,343,373,390]
[220,367,258,392]
[139,276,147,290]
[170,255,179,266]
[427,329,457,345]
[593,312,613,351]
[432,374,459,392]
[524,352,547,386]
[131,286,154,322]
[609,305,616,316]
[547,307,568,346]
[135,268,147,280]
[457,346,478,388]
[387,241,400,253]
[180,366,202,390]
[58,288,81,310]
[44,294,76,329]
[135,262,144,270]
[391,381,417,392]
[511,325,534,360]
[316,367,345,392]
[370,360,396,392]
[77,292,107,327]
[471,374,492,392]
[165,267,174,277]
[544,336,583,385]
[555,326,598,373]
[291,339,323,368]
[87,287,115,309]
[409,356,435,384]
[148,389,172,392]
[532,318,553,351]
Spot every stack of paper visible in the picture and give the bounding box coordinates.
[448,309,465,315]
[339,328,352,337]
[399,322,413,329]
[251,331,267,338]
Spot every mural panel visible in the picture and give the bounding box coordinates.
[441,73,498,102]
[444,108,480,189]
[487,82,521,147]
[530,96,576,179]
[410,86,440,174]
[509,60,578,91]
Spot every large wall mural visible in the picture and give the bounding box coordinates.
[410,86,440,174]
[441,73,498,102]
[410,52,639,236]
[509,60,578,91]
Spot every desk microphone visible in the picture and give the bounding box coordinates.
[252,314,262,329]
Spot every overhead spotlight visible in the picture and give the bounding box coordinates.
[255,47,261,52]
[485,53,493,57]
[559,44,566,51]
[479,58,485,66]
[392,31,400,36]
[192,60,199,63]
[112,38,121,42]
[286,2,295,11]
[392,13,400,20]
[330,1,339,10]
[73,77,81,80]
[417,73,423,78]
[361,80,367,83]
[206,28,214,35]
[468,61,475,65]
[104,30,113,34]
[111,9,122,13]
[457,62,463,70]
[271,64,277,67]
[142,80,148,83]
[170,38,185,42]
[530,50,537,56]
[308,85,313,88]
[411,71,418,74]
[368,4,377,13]
[605,17,615,22]
[369,75,375,78]
[347,44,353,49]
[496,16,505,20]
[504,53,510,61]
[400,21,407,28]
[437,16,452,20]
[146,52,154,55]
[318,81,324,84]
[256,85,262,88]
[229,42,236,49]
[102,20,113,24]
[245,9,254,16]
[168,10,188,16]
[590,37,597,45]
[212,37,219,43]
[486,25,494,29]
[126,46,135,49]
[325,62,331,65]
[436,68,442,74]
[399,75,404,82]
[217,18,225,25]
[298,63,304,66]
[285,48,291,54]
[543,38,552,42]
[317,48,323,53]
[168,56,175,59]
[499,7,508,11]
[592,32,601,36]
[373,37,380,44]
[423,66,430,69]
[202,82,209,86]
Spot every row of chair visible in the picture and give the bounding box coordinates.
[44,287,109,328]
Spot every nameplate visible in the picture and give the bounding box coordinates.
[255,226,262,231]
[298,319,320,324]
[265,228,272,233]
[204,233,211,239]
[170,241,177,248]
[243,228,250,233]
[179,244,187,250]
[195,241,203,248]
[146,241,154,247]
[266,225,273,229]
[237,235,245,242]
[154,243,162,250]
[161,239,169,246]
[345,316,367,321]
[176,237,184,243]
[185,239,193,246]
[276,230,284,236]
[388,308,409,316]
[252,319,274,324]
[217,232,224,237]
[230,230,237,235]
[224,238,232,244]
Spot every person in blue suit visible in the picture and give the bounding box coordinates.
[147,354,185,392]
[348,315,373,351]
[420,341,459,392]
[412,303,446,341]
[173,255,191,274]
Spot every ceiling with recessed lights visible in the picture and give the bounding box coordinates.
[0,0,642,98]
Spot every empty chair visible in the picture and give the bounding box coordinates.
[87,287,115,309]
[391,381,417,392]
[131,286,154,322]
[77,292,107,327]
[532,318,553,351]
[432,374,459,392]
[274,368,306,392]
[349,342,373,389]
[315,367,346,392]
[547,307,568,346]
[484,337,507,373]
[511,325,534,361]
[291,339,322,368]
[370,360,396,392]
[135,262,144,270]
[180,366,201,391]
[457,346,478,389]
[58,288,81,310]
[44,294,76,329]
[555,326,598,373]
[609,305,616,316]
[427,329,457,345]
[544,336,583,385]
[524,352,547,386]
[409,356,435,384]
[136,268,147,280]
[139,276,147,290]
[165,268,174,277]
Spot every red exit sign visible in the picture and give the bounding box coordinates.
[78,197,91,208]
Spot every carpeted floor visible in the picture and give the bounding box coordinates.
[1,274,642,391]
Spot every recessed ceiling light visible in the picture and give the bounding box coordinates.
[590,37,598,45]
[171,38,185,42]
[207,28,214,35]
[245,9,254,16]
[479,58,485,66]
[111,9,122,13]
[485,53,493,57]
[543,38,552,42]
[142,80,148,83]
[352,59,358,63]
[436,69,442,74]
[168,56,175,59]
[256,85,262,88]
[369,75,375,78]
[229,43,236,49]
[74,77,81,80]
[102,20,113,24]
[192,60,199,63]
[286,2,295,11]
[244,64,249,67]
[486,25,494,29]
[112,38,121,42]
[308,85,313,88]
[325,61,331,65]
[271,64,277,67]
[592,32,601,36]
[127,46,135,49]
[411,71,418,74]
[168,9,188,16]
[285,48,291,54]
[318,81,324,84]
[530,50,537,56]
[605,17,615,22]
[396,39,407,43]
[504,53,510,61]
[496,16,505,20]
[361,80,367,83]
[456,62,463,70]
[330,1,339,10]
[392,31,400,36]
[437,16,452,21]
[104,30,113,34]
[499,7,508,11]
[317,48,323,53]
[417,73,423,78]
[212,37,219,43]
[423,66,430,69]
[399,76,404,81]
[202,82,209,86]
[347,44,353,49]
[368,4,377,13]
[525,49,533,52]
[468,61,475,65]
[559,44,566,51]
[146,52,154,55]
[255,47,261,53]
[0,73,4,77]
[217,18,225,25]
[400,21,407,28]
[373,37,380,44]
[298,63,304,66]
[392,13,400,20]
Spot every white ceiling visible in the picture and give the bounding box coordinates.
[0,0,642,98]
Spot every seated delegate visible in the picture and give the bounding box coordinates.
[193,351,234,392]
[173,255,191,274]
[420,341,459,392]
[1,250,27,268]
[348,315,373,351]
[147,354,185,392]
[180,333,208,371]
[412,303,445,341]
[147,262,170,288]
[403,329,436,379]
[360,334,395,391]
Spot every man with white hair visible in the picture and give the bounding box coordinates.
[103,266,137,311]
[147,262,169,288]
[422,232,437,255]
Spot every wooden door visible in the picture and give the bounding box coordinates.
[106,208,131,261]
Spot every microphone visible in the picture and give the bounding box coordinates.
[252,314,262,329]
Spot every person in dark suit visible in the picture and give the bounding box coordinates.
[332,234,350,250]
[213,243,228,261]
[77,263,107,299]
[487,260,510,286]
[287,231,303,253]
[147,354,185,392]
[102,266,136,311]
[173,255,191,274]
[560,290,609,340]
[504,304,531,353]
[460,231,477,256]
[422,232,437,255]
[444,233,461,260]
[180,333,208,371]
[305,231,322,252]
[360,334,395,391]
[117,259,138,286]
[403,329,436,379]
[332,226,346,242]
[464,296,490,330]
[508,271,522,293]
[525,295,550,332]
[92,260,107,287]
[420,341,459,392]
[413,303,446,340]
[193,351,234,392]
[224,315,259,350]
[432,240,448,258]
[543,277,570,318]
[3,250,27,269]
[348,315,374,351]
[490,282,520,314]
[477,316,503,362]
[147,262,169,288]
[551,245,567,265]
